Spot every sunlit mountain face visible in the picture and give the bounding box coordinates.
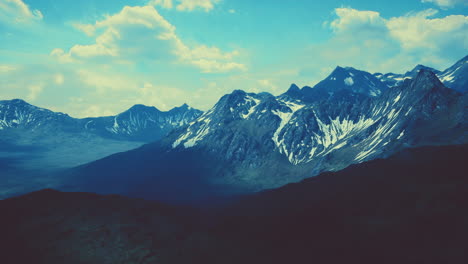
[0,0,467,263]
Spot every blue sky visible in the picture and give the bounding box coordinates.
[0,0,467,117]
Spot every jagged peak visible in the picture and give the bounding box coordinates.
[170,103,201,113]
[409,69,445,91]
[406,64,440,76]
[415,69,442,81]
[128,104,159,111]
[0,98,30,105]
[170,103,189,110]
[287,83,300,93]
[220,89,249,101]
[329,66,369,76]
[230,89,248,96]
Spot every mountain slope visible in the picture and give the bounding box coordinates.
[1,144,467,264]
[215,144,468,264]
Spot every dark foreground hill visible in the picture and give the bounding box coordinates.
[1,144,467,264]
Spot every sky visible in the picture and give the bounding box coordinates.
[0,0,467,117]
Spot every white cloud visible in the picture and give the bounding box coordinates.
[176,0,219,12]
[149,0,220,12]
[72,23,96,36]
[387,9,468,51]
[421,0,468,8]
[26,84,43,101]
[330,8,386,34]
[52,5,246,73]
[317,7,468,73]
[149,0,174,9]
[190,59,247,73]
[77,69,140,94]
[0,0,43,25]
[54,74,65,85]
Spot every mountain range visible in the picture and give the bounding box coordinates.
[59,55,467,204]
[0,99,202,142]
[0,55,466,201]
[0,100,202,198]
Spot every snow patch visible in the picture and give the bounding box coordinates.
[397,130,405,140]
[393,93,401,104]
[344,77,354,86]
[271,101,305,158]
[241,96,261,119]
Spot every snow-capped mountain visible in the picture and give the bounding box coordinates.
[374,65,441,88]
[170,69,464,172]
[437,55,468,93]
[69,65,467,203]
[0,99,202,198]
[0,99,77,131]
[0,100,202,142]
[285,66,388,101]
[375,55,467,92]
[82,103,202,141]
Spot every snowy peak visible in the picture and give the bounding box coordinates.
[375,55,467,92]
[405,65,441,78]
[86,103,203,141]
[0,99,202,142]
[280,67,388,103]
[166,60,466,192]
[313,66,387,97]
[437,55,468,93]
[0,99,71,130]
[375,64,440,88]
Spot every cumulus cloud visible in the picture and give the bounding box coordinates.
[0,0,43,25]
[312,7,468,74]
[52,5,246,73]
[421,0,468,8]
[387,9,468,52]
[149,0,174,9]
[330,8,386,34]
[72,23,95,36]
[26,84,43,101]
[149,0,220,12]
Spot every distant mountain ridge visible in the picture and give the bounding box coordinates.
[0,99,202,142]
[0,100,203,199]
[374,55,468,93]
